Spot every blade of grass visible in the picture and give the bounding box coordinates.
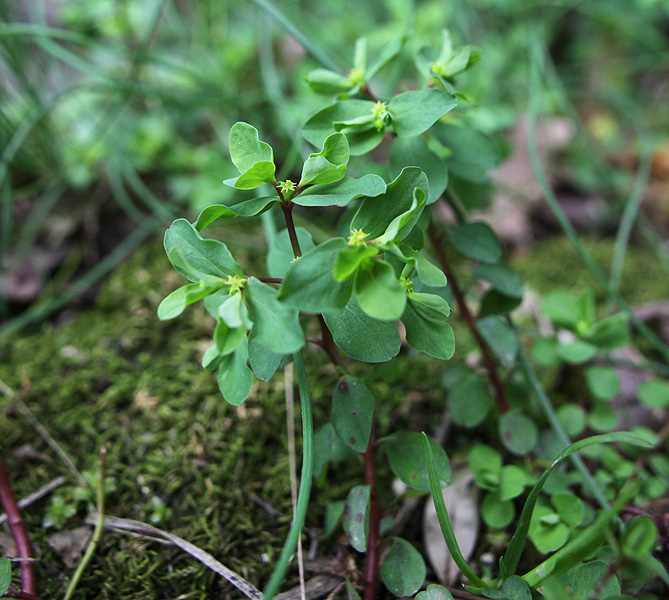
[422,432,485,587]
[250,0,340,73]
[263,351,313,599]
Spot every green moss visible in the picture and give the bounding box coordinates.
[513,236,669,306]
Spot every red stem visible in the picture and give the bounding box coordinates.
[0,457,36,595]
[363,423,380,600]
[427,221,509,412]
[280,203,302,258]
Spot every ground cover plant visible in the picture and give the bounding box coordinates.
[1,1,669,599]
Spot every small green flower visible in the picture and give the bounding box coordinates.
[372,101,390,131]
[400,277,414,293]
[348,228,368,247]
[223,275,247,295]
[278,179,296,200]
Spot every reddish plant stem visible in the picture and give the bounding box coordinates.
[280,197,382,598]
[280,203,302,258]
[0,457,36,595]
[363,422,380,600]
[256,277,283,284]
[427,221,509,413]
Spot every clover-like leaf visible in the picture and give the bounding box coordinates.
[354,258,406,320]
[158,282,220,320]
[229,122,273,173]
[380,537,427,597]
[224,160,276,190]
[377,188,426,244]
[299,132,350,187]
[385,432,451,491]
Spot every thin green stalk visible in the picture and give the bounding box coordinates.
[422,433,485,587]
[527,31,669,361]
[510,320,611,511]
[262,351,313,600]
[250,0,340,73]
[63,448,107,600]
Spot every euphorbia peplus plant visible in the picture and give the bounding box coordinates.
[158,112,455,597]
[158,29,666,600]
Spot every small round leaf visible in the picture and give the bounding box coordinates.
[380,537,426,597]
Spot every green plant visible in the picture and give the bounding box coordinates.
[157,22,669,600]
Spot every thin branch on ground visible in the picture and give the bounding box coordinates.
[85,514,263,599]
[0,379,85,485]
[0,476,65,526]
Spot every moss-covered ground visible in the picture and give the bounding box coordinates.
[0,225,666,598]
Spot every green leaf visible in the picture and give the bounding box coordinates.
[351,167,429,239]
[557,404,586,437]
[447,222,501,263]
[267,227,315,278]
[294,174,386,207]
[279,238,353,312]
[385,432,450,491]
[377,188,427,244]
[587,404,619,432]
[218,292,252,329]
[502,432,653,576]
[552,492,584,528]
[299,133,350,186]
[345,578,362,600]
[638,379,669,408]
[469,445,502,481]
[572,561,619,600]
[303,100,383,155]
[217,338,253,406]
[584,314,630,349]
[479,290,522,318]
[541,290,595,332]
[164,219,243,282]
[531,337,561,367]
[499,410,538,455]
[332,376,375,453]
[0,558,10,597]
[246,278,304,354]
[323,296,401,363]
[556,340,597,364]
[342,485,371,552]
[585,366,620,400]
[193,196,279,230]
[482,576,532,600]
[622,516,658,557]
[158,282,219,320]
[395,245,446,288]
[402,293,454,360]
[390,135,448,204]
[214,318,247,356]
[482,491,515,528]
[247,337,283,382]
[473,264,523,298]
[354,258,406,320]
[477,316,518,366]
[432,122,500,183]
[229,122,273,173]
[323,500,346,538]
[499,465,527,501]
[225,160,276,189]
[415,584,455,600]
[448,375,492,427]
[313,423,354,481]
[334,245,378,281]
[380,537,426,597]
[306,69,353,95]
[388,89,457,138]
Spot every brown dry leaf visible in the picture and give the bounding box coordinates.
[423,467,479,585]
[48,526,91,568]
